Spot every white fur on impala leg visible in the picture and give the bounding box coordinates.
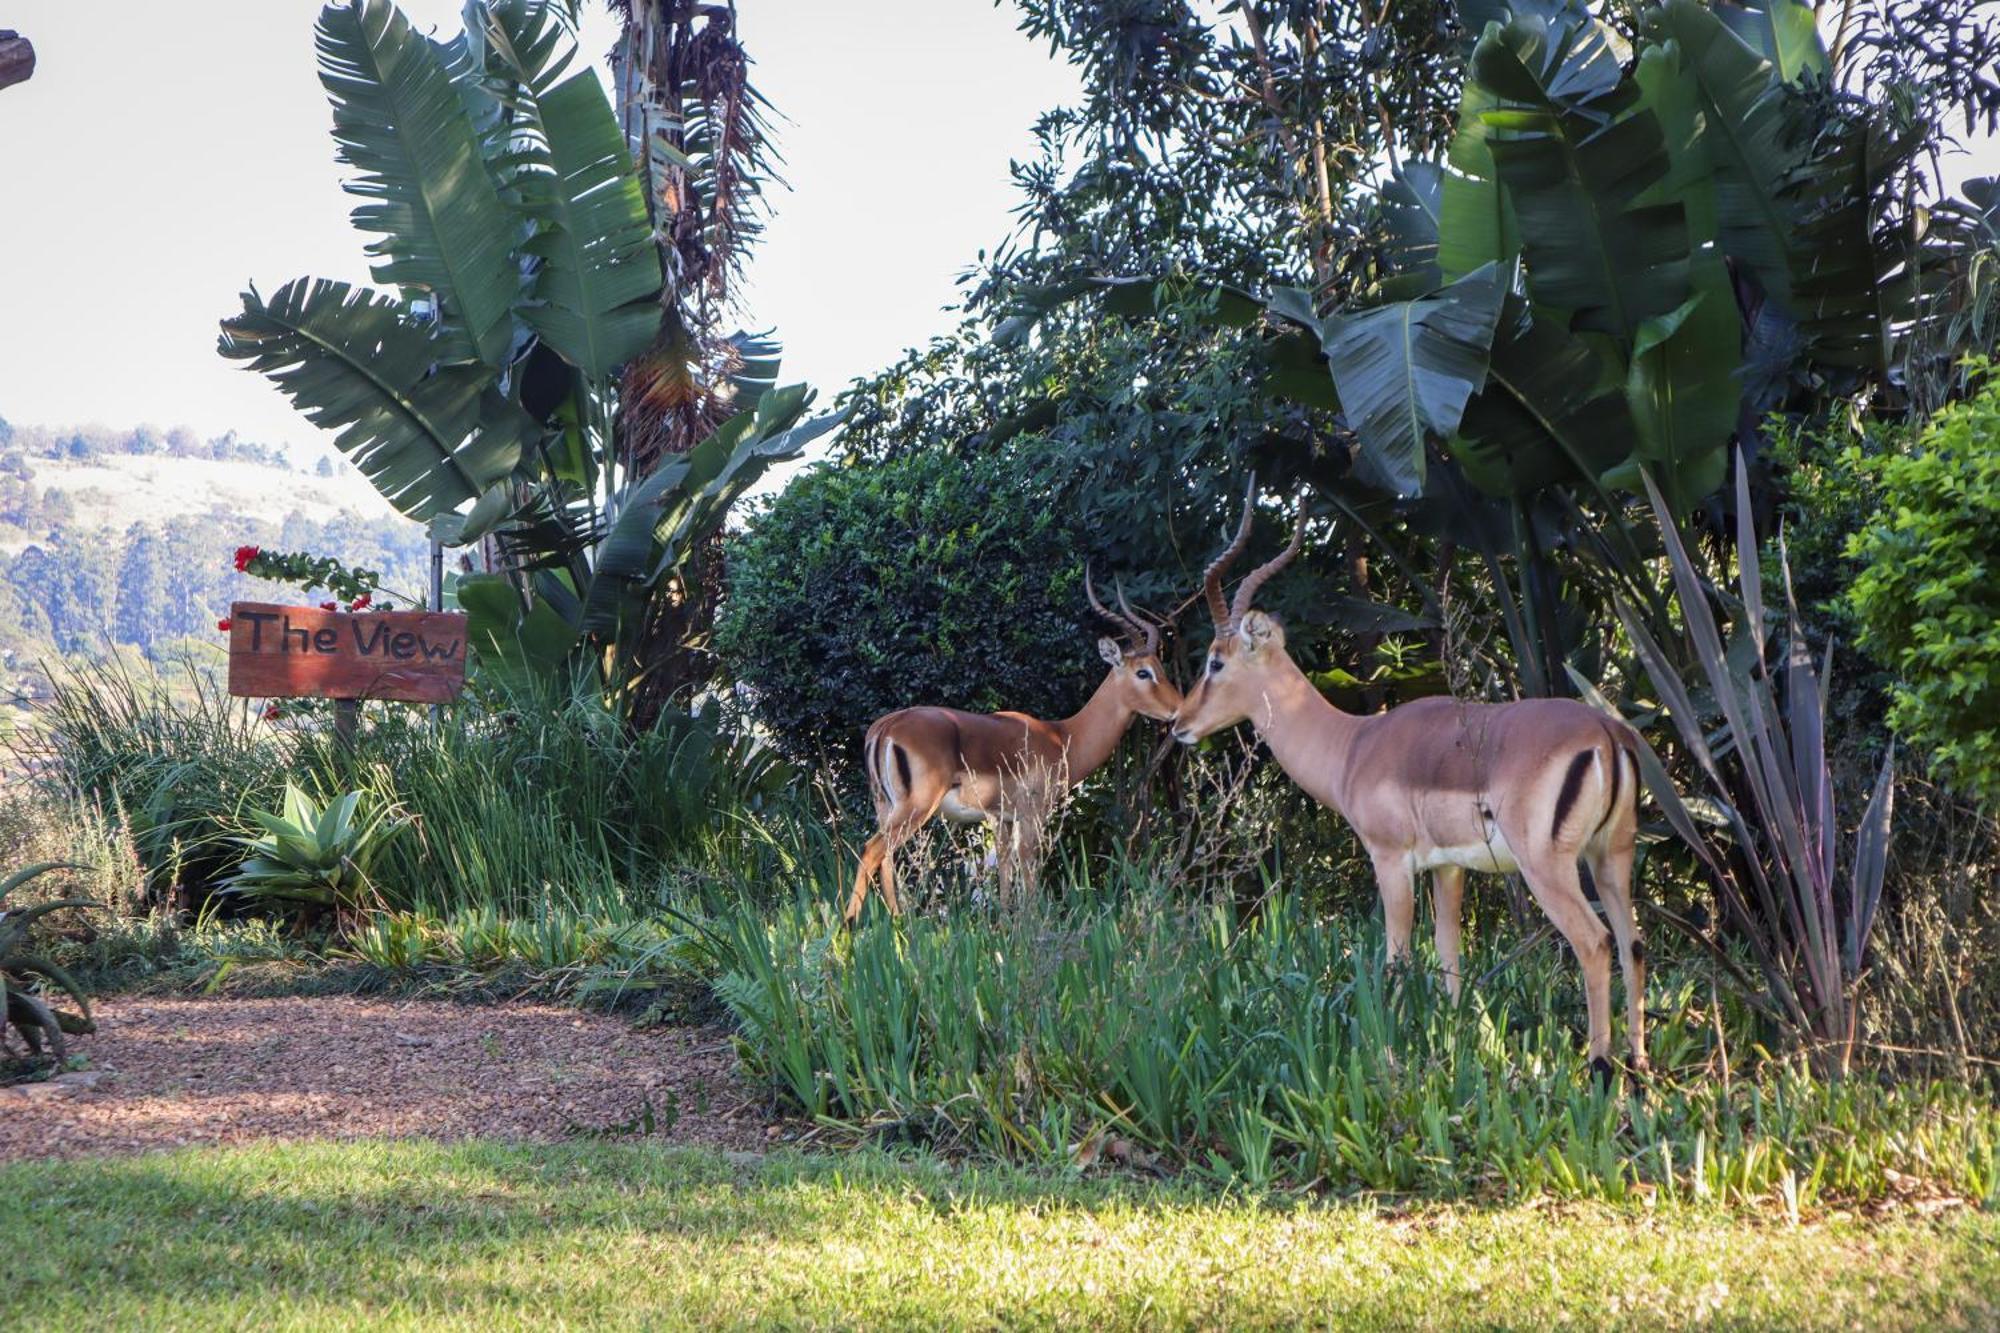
[1170,483,1653,1082]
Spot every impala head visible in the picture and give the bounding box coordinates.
[1171,480,1306,744]
[1087,567,1182,721]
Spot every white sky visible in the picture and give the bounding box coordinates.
[0,0,1077,454]
[0,2,1994,461]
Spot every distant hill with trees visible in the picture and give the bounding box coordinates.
[0,415,427,706]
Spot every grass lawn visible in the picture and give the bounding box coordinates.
[3,1142,1997,1330]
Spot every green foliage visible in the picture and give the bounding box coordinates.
[221,0,829,719]
[717,447,1095,762]
[1606,462,1895,1078]
[703,880,1997,1207]
[220,783,403,923]
[0,860,96,1065]
[7,1142,2000,1328]
[1847,362,2000,807]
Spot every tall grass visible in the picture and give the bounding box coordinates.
[701,877,2000,1208]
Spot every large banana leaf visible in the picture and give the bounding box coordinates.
[1450,291,1634,497]
[1439,74,1515,283]
[219,278,530,520]
[317,0,523,368]
[578,386,841,635]
[485,0,662,380]
[1321,261,1508,497]
[1376,162,1444,297]
[1471,17,1691,340]
[1713,0,1826,85]
[1650,0,1801,308]
[1609,260,1739,512]
[1785,109,1925,373]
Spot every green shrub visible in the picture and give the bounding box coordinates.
[716,447,1105,763]
[1847,361,2000,807]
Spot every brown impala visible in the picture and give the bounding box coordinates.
[1171,490,1648,1077]
[845,575,1183,923]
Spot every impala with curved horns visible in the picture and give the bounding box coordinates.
[1171,487,1648,1077]
[846,575,1183,924]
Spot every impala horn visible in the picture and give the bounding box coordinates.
[1227,499,1308,628]
[1086,565,1157,656]
[1202,475,1258,629]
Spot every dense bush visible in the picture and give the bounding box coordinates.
[1847,362,2000,808]
[716,447,1106,764]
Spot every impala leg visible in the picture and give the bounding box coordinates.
[846,781,949,925]
[1588,832,1647,1072]
[1374,852,1416,972]
[847,830,890,924]
[1519,853,1615,1075]
[1432,864,1466,1003]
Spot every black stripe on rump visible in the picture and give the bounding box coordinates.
[893,742,914,798]
[1549,748,1597,842]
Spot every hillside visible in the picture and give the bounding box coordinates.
[0,420,426,718]
[0,451,396,557]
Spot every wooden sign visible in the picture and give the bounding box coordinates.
[226,602,467,704]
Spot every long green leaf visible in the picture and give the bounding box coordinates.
[219,278,530,521]
[1451,292,1634,496]
[486,0,662,380]
[1650,0,1802,308]
[1471,17,1691,340]
[1713,0,1827,85]
[1321,262,1507,497]
[317,0,523,367]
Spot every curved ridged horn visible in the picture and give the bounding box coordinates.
[1228,502,1307,627]
[1115,580,1161,656]
[1086,565,1150,654]
[1202,476,1258,628]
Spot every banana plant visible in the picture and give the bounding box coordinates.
[219,0,830,715]
[0,862,96,1063]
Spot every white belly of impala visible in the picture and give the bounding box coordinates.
[939,793,990,825]
[1415,835,1519,874]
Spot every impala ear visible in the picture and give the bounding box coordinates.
[1240,610,1284,651]
[1097,636,1124,666]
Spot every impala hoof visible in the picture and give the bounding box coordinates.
[1589,1056,1615,1091]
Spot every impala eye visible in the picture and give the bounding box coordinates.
[1135,668,1153,682]
[1209,658,1224,674]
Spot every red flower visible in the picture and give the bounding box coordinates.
[233,545,260,573]
[262,704,283,721]
[320,601,338,612]
[350,592,372,611]
[217,618,232,633]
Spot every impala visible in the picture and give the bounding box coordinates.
[846,575,1183,923]
[1171,492,1648,1077]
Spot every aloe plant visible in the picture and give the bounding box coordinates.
[220,784,403,931]
[1605,457,1894,1079]
[0,862,97,1064]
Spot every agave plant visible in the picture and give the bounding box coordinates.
[220,784,403,932]
[0,862,97,1064]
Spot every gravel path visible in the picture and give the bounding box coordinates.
[0,996,771,1160]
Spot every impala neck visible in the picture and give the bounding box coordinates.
[1056,671,1138,785]
[1245,650,1363,814]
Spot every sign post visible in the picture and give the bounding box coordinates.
[226,602,468,742]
